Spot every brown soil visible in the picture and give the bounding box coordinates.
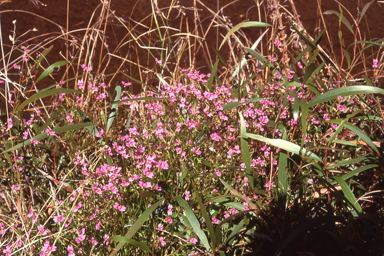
[0,0,383,96]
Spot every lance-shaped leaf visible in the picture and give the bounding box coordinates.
[223,98,266,111]
[278,130,288,196]
[175,196,211,252]
[239,112,254,188]
[75,110,100,139]
[110,97,169,106]
[219,21,271,50]
[328,119,379,154]
[3,123,96,153]
[243,133,322,162]
[206,60,219,91]
[308,85,384,108]
[35,45,53,70]
[324,10,354,34]
[107,86,121,133]
[110,236,150,252]
[35,60,69,84]
[231,29,269,80]
[195,192,217,249]
[17,88,82,111]
[333,176,363,214]
[109,198,163,256]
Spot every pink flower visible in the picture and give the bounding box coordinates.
[67,245,75,256]
[41,240,56,253]
[212,217,219,224]
[45,128,55,136]
[188,238,198,244]
[185,191,190,201]
[11,185,20,191]
[104,234,110,245]
[214,169,221,177]
[53,215,64,223]
[165,217,173,224]
[114,202,126,212]
[373,59,378,68]
[38,225,48,235]
[210,133,221,142]
[159,237,166,246]
[167,204,173,215]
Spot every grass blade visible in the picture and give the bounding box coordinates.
[106,86,121,134]
[195,192,217,249]
[219,21,270,50]
[243,132,322,162]
[3,123,97,153]
[323,10,354,34]
[110,236,150,252]
[333,176,363,214]
[109,198,164,256]
[207,60,219,91]
[308,86,384,108]
[35,60,69,84]
[175,196,211,252]
[278,130,288,196]
[17,88,82,111]
[328,119,379,154]
[239,112,253,189]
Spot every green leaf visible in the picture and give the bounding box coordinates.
[287,18,339,72]
[239,112,253,189]
[342,48,351,68]
[231,29,269,80]
[303,63,317,83]
[243,132,322,162]
[245,48,267,66]
[333,176,363,214]
[313,29,326,46]
[359,0,375,22]
[308,85,384,108]
[17,88,82,111]
[75,110,99,138]
[219,21,271,50]
[35,45,53,70]
[107,86,121,133]
[210,45,226,65]
[300,100,308,147]
[328,118,348,145]
[226,219,244,246]
[290,91,299,121]
[324,10,354,34]
[35,61,69,84]
[110,97,169,106]
[328,119,379,153]
[278,130,288,196]
[110,236,150,252]
[340,164,379,181]
[3,123,97,153]
[219,179,257,210]
[195,192,217,249]
[223,98,266,111]
[327,155,369,169]
[207,60,219,91]
[109,198,163,256]
[175,196,211,252]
